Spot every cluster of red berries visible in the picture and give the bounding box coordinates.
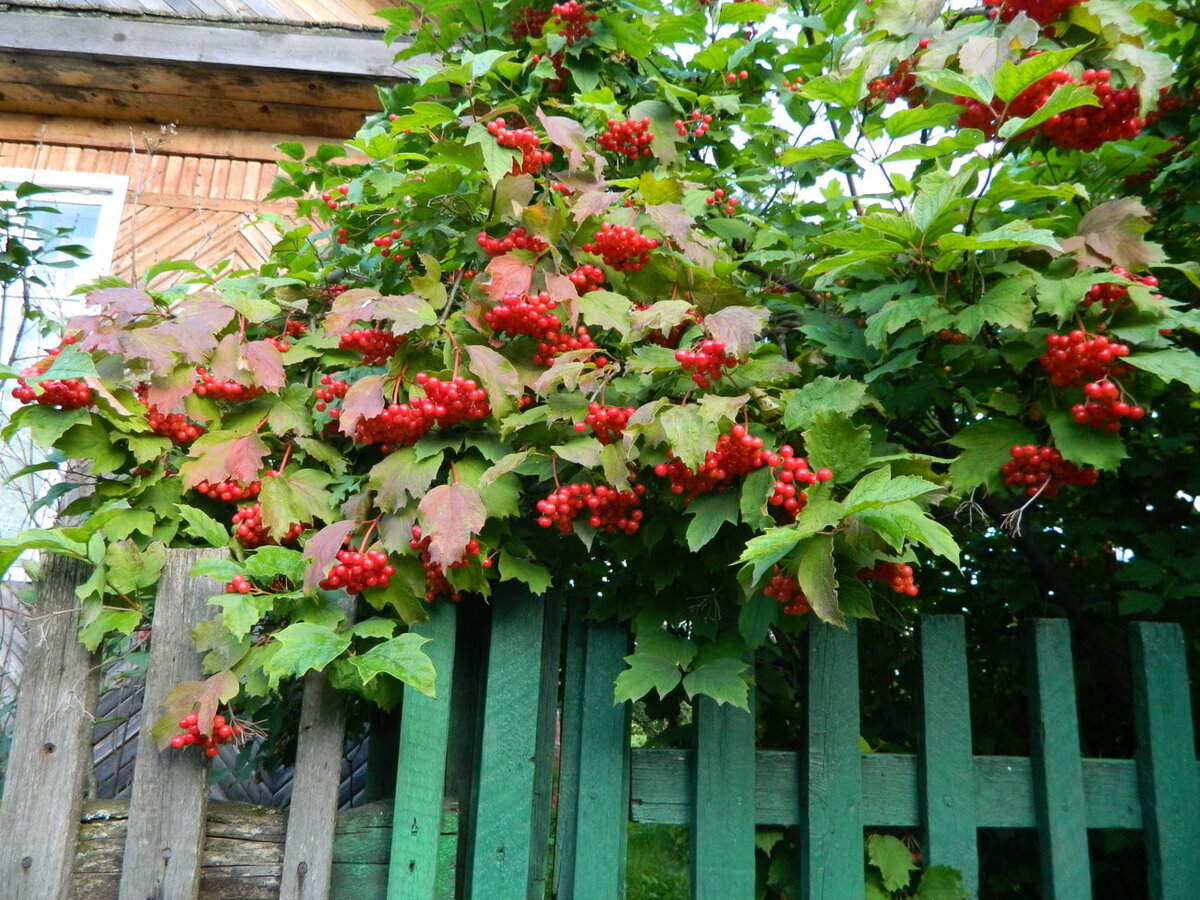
[477,227,550,258]
[225,574,254,594]
[858,562,919,597]
[724,70,750,84]
[484,290,561,339]
[339,328,405,366]
[194,367,265,402]
[764,569,811,616]
[409,526,491,603]
[320,284,350,303]
[314,374,349,413]
[582,223,659,271]
[1039,331,1131,387]
[372,227,413,257]
[534,326,603,366]
[1082,267,1158,315]
[319,546,396,594]
[11,376,92,409]
[510,5,552,41]
[937,329,968,344]
[654,425,777,500]
[983,0,1081,25]
[1073,380,1146,432]
[781,75,802,93]
[354,402,434,449]
[674,110,713,138]
[867,54,927,107]
[549,0,597,44]
[568,264,606,292]
[412,373,491,426]
[597,118,655,160]
[1040,70,1144,152]
[169,712,243,757]
[319,184,350,210]
[231,503,303,549]
[675,339,741,389]
[194,479,262,503]
[536,481,646,534]
[574,402,636,444]
[956,69,1070,139]
[1001,445,1099,498]
[138,391,204,446]
[705,188,739,216]
[768,446,832,521]
[487,119,554,175]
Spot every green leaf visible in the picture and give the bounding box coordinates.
[23,343,97,384]
[105,540,166,595]
[634,613,696,667]
[259,467,333,535]
[208,591,272,639]
[739,465,775,531]
[1126,349,1200,391]
[997,82,1101,138]
[797,533,841,626]
[369,448,444,513]
[782,377,869,431]
[915,866,970,900]
[779,140,857,165]
[1034,270,1108,323]
[660,404,719,471]
[884,103,963,138]
[348,633,437,697]
[919,70,992,103]
[842,468,941,515]
[79,608,141,652]
[803,411,872,483]
[498,550,552,595]
[993,46,1083,103]
[265,622,351,684]
[956,276,1034,335]
[939,222,1061,253]
[242,546,308,584]
[867,833,917,892]
[1046,410,1128,472]
[947,418,1037,492]
[176,504,230,548]
[682,658,749,710]
[685,491,740,552]
[578,290,634,338]
[614,652,682,703]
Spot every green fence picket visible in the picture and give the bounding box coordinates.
[1027,619,1091,898]
[388,601,458,900]
[801,620,862,900]
[1130,622,1200,900]
[468,589,552,899]
[919,615,978,895]
[692,695,755,899]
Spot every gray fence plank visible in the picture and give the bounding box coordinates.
[0,555,97,900]
[118,548,223,900]
[280,592,357,899]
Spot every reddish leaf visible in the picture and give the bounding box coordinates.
[209,333,244,382]
[339,375,386,435]
[483,256,535,301]
[324,287,385,334]
[572,189,624,223]
[145,364,196,414]
[179,433,271,489]
[151,670,238,749]
[418,483,487,568]
[242,341,287,391]
[375,294,439,335]
[631,300,693,333]
[302,519,358,590]
[466,344,523,415]
[1060,198,1165,271]
[544,271,580,327]
[86,287,155,315]
[705,306,771,357]
[537,108,590,172]
[646,202,694,244]
[119,329,183,374]
[195,670,239,739]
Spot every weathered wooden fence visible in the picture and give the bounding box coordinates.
[1,549,1198,898]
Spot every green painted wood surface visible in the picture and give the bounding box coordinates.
[468,590,549,899]
[629,750,1162,830]
[919,615,978,895]
[692,696,755,899]
[552,597,589,898]
[527,595,563,900]
[801,621,862,900]
[1130,622,1200,900]
[565,619,630,900]
[1027,619,1091,898]
[388,601,458,900]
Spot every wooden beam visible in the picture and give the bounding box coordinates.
[0,12,431,79]
[0,115,367,162]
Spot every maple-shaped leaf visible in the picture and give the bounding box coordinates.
[179,432,270,489]
[157,291,233,360]
[369,448,444,513]
[418,483,487,568]
[705,305,770,357]
[631,300,694,334]
[646,202,694,245]
[324,287,386,334]
[544,272,581,328]
[145,363,197,414]
[259,467,333,536]
[302,519,357,590]
[242,340,286,390]
[376,293,439,334]
[86,287,156,315]
[151,670,238,749]
[572,189,624,224]
[483,255,535,301]
[537,107,591,172]
[1060,198,1166,271]
[119,328,184,374]
[339,375,386,435]
[466,344,523,416]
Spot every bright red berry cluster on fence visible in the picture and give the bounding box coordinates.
[232,503,303,549]
[487,118,554,175]
[676,339,741,389]
[484,290,561,339]
[1073,380,1145,432]
[11,377,92,409]
[549,0,597,44]
[764,569,812,616]
[413,373,491,426]
[581,223,659,271]
[409,526,491,603]
[353,402,434,449]
[314,374,349,413]
[338,328,405,366]
[533,325,602,366]
[768,446,830,521]
[568,264,606,292]
[195,479,262,503]
[318,547,396,594]
[654,425,778,500]
[1081,267,1158,314]
[536,481,646,534]
[194,367,265,402]
[597,118,654,160]
[477,227,550,257]
[858,561,919,596]
[983,0,1082,25]
[1001,444,1099,497]
[170,712,243,757]
[674,110,713,138]
[867,56,926,106]
[575,402,636,444]
[1040,70,1144,151]
[1039,331,1131,387]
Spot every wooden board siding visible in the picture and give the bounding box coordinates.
[5,0,403,30]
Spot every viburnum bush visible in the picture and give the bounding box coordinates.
[0,0,1193,732]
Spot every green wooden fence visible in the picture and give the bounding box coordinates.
[1,552,1198,898]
